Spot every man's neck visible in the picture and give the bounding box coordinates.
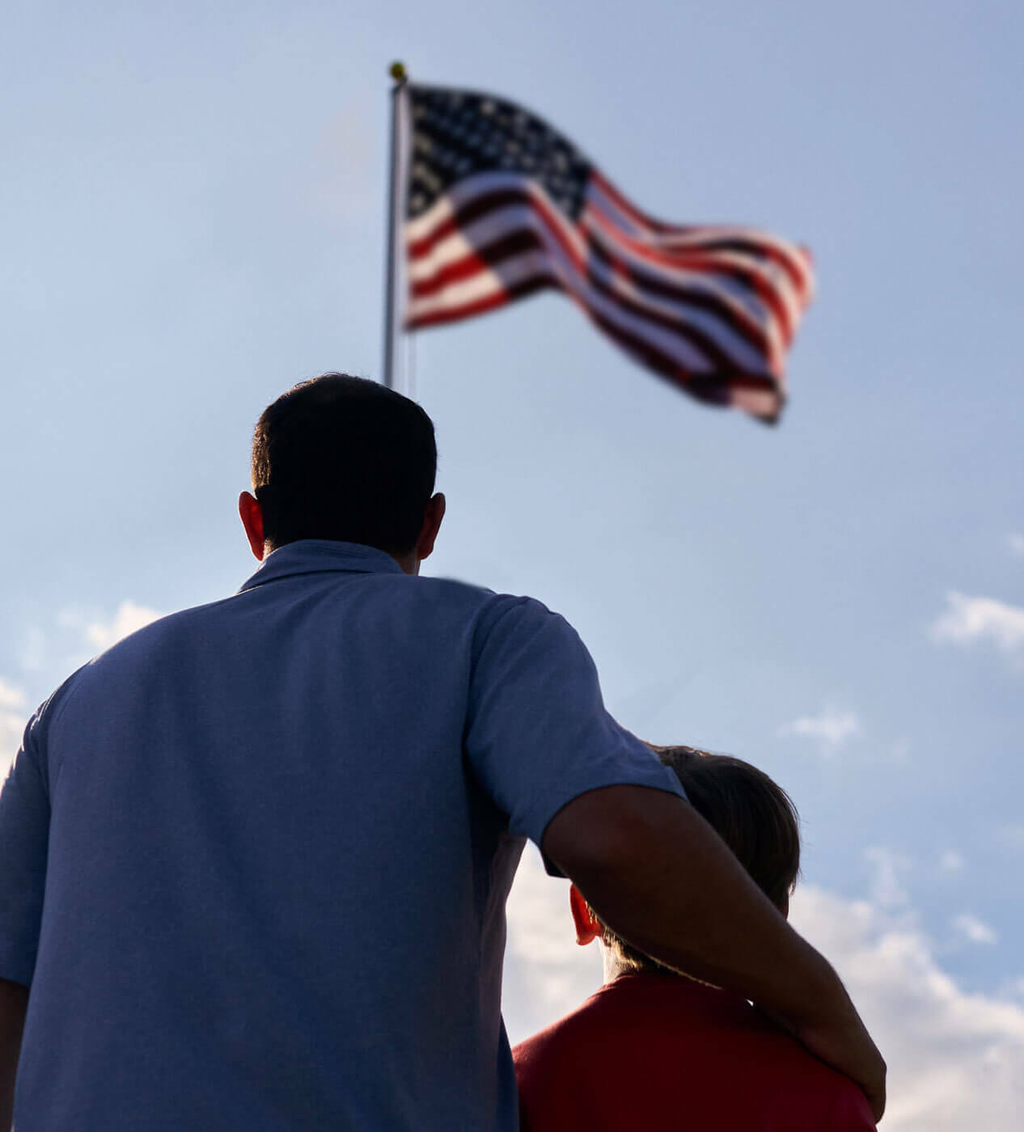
[261,539,420,576]
[391,550,420,575]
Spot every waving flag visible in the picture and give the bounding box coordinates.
[401,83,814,423]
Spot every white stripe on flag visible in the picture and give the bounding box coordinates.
[585,178,650,238]
[408,194,719,375]
[409,184,784,376]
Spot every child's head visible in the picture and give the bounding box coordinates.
[571,745,801,974]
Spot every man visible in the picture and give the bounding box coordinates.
[514,746,876,1130]
[0,374,883,1130]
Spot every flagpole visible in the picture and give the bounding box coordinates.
[382,61,408,391]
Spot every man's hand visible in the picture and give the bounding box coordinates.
[785,1011,885,1124]
[0,977,28,1131]
[542,786,886,1122]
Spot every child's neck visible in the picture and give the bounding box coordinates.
[601,948,721,990]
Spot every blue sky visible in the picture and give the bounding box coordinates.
[3,2,1023,1126]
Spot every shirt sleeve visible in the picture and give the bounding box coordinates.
[464,597,685,861]
[0,710,52,986]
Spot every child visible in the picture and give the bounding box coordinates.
[513,746,876,1131]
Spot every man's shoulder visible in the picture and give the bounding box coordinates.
[418,577,549,616]
[77,597,237,666]
[27,599,233,728]
[413,579,570,645]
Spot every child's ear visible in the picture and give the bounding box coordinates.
[569,885,603,947]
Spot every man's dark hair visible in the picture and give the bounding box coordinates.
[251,373,437,554]
[600,745,801,972]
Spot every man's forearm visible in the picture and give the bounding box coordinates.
[550,787,838,1012]
[0,978,28,1131]
[542,786,885,1120]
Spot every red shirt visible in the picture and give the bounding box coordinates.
[513,973,875,1132]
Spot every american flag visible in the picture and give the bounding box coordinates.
[403,83,815,423]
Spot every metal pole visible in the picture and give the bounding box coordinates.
[382,62,408,390]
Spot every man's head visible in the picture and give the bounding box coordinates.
[238,373,445,572]
[571,745,801,975]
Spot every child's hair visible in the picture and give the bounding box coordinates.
[600,745,801,973]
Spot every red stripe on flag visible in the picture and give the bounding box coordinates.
[407,275,554,329]
[584,204,796,348]
[409,230,540,298]
[409,189,782,388]
[408,189,533,261]
[582,225,777,366]
[590,171,666,234]
[589,176,813,303]
[404,170,803,423]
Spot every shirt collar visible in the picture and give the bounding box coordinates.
[238,539,405,592]
[596,970,740,1008]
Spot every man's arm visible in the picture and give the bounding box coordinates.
[542,785,886,1122]
[0,978,28,1130]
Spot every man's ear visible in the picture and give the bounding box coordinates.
[415,492,446,562]
[238,491,266,561]
[569,885,603,947]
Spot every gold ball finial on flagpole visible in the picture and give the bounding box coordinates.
[389,61,407,84]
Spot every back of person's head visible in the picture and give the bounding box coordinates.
[601,745,800,973]
[251,373,437,554]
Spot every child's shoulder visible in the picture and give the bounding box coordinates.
[513,994,605,1066]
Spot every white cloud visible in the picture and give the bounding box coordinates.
[504,845,1024,1131]
[791,889,1024,1131]
[0,678,26,712]
[0,679,28,779]
[778,706,861,755]
[1009,534,1024,558]
[865,845,912,909]
[938,850,965,874]
[0,600,161,774]
[1002,977,1024,1003]
[994,825,1024,852]
[931,592,1024,655]
[19,625,45,671]
[84,601,162,652]
[953,914,999,946]
[503,847,602,1043]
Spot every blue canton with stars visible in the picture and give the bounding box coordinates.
[406,84,593,222]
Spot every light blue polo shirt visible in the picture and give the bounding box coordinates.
[0,540,683,1131]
